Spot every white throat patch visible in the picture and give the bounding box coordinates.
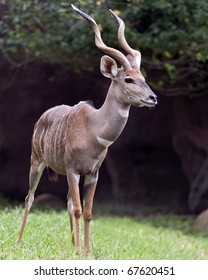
[97,136,113,148]
[118,108,129,118]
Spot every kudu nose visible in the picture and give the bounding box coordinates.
[149,94,157,104]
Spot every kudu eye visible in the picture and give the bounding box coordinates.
[125,76,133,83]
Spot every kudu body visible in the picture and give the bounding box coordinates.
[17,5,157,255]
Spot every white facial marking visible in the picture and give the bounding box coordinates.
[124,90,131,100]
[97,136,113,148]
[118,108,129,118]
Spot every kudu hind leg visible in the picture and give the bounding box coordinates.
[17,160,45,242]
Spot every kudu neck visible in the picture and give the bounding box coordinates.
[95,81,130,142]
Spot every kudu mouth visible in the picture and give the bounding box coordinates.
[138,81,157,108]
[137,93,157,108]
[139,99,157,108]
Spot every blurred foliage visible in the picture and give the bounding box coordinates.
[0,0,208,94]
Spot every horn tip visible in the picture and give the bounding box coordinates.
[71,4,77,11]
[109,9,122,23]
[71,4,82,16]
[71,4,82,15]
[109,9,116,17]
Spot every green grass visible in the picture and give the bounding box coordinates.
[0,200,208,260]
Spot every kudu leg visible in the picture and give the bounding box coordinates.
[83,173,98,255]
[17,160,45,243]
[67,190,75,246]
[66,171,81,252]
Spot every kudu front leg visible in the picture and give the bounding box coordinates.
[67,190,75,246]
[83,173,98,255]
[66,171,81,253]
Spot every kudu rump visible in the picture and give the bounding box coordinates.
[17,5,157,255]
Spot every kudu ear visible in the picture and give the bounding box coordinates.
[100,55,118,79]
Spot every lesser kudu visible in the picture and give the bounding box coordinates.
[17,4,157,255]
